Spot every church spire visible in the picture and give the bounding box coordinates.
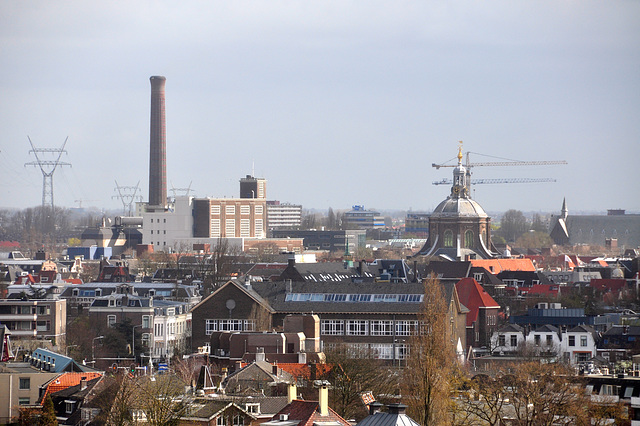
[561,197,568,219]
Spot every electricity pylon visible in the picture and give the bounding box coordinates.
[24,136,72,234]
[113,181,142,216]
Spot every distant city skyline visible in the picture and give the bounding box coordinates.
[1,1,639,213]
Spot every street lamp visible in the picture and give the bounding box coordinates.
[132,325,142,363]
[92,336,105,363]
[65,344,78,357]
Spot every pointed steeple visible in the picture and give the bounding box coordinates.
[561,197,568,219]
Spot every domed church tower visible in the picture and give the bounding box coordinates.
[416,146,495,260]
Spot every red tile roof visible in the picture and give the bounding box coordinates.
[590,279,626,293]
[277,363,331,379]
[42,372,103,398]
[469,258,536,274]
[273,400,350,426]
[455,278,500,327]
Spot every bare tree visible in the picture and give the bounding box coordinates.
[403,277,456,425]
[455,373,507,426]
[135,375,189,426]
[321,345,399,421]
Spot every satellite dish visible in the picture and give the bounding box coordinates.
[226,299,236,310]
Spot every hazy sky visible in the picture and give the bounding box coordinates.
[1,1,639,215]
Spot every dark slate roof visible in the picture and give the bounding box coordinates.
[182,400,258,422]
[497,324,524,333]
[368,259,415,282]
[603,325,640,337]
[497,270,552,285]
[565,214,640,247]
[568,324,600,341]
[194,279,275,314]
[223,361,295,388]
[50,376,102,399]
[59,282,199,299]
[251,280,457,315]
[281,261,375,283]
[90,294,151,308]
[532,324,560,333]
[420,261,471,279]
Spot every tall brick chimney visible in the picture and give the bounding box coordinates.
[149,76,167,209]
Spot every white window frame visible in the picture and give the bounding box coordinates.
[321,320,344,335]
[370,320,393,336]
[346,320,368,336]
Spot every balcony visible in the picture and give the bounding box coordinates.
[591,394,620,404]
[0,314,37,321]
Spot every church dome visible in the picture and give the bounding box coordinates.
[431,196,488,218]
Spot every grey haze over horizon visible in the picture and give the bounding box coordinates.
[1,1,639,214]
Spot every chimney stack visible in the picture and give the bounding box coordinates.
[318,382,329,416]
[387,403,407,415]
[368,401,383,415]
[149,76,167,209]
[287,383,297,403]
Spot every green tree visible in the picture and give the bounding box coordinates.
[40,395,58,425]
[515,231,553,249]
[499,209,528,243]
[530,213,547,232]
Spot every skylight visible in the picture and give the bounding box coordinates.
[284,293,423,303]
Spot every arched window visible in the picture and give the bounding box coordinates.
[444,230,454,247]
[465,230,474,248]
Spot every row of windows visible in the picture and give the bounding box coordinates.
[209,219,264,238]
[320,320,418,336]
[205,319,256,335]
[285,293,423,303]
[210,205,264,216]
[498,335,519,347]
[9,305,51,315]
[443,229,475,248]
[323,342,409,360]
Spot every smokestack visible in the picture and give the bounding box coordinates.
[149,76,167,209]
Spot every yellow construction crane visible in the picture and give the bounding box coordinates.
[432,141,568,192]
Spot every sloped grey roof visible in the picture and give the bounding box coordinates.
[250,280,457,315]
[357,412,420,426]
[565,214,640,247]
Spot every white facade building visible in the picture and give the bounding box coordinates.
[142,196,194,251]
[491,323,599,365]
[267,202,302,230]
[152,300,191,360]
